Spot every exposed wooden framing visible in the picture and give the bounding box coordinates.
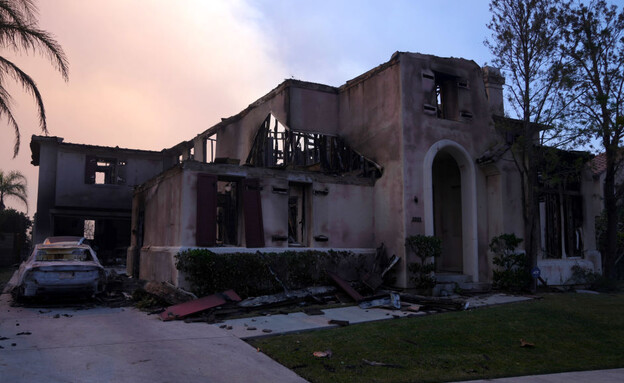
[246,114,382,178]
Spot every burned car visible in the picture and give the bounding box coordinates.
[13,236,106,299]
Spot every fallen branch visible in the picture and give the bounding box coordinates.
[362,359,403,368]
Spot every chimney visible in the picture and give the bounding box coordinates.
[482,66,505,116]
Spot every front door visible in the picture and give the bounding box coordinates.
[432,151,463,272]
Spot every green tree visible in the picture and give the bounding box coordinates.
[560,0,624,279]
[0,207,31,260]
[485,0,572,290]
[0,0,69,157]
[0,169,27,211]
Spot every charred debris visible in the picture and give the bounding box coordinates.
[125,245,467,324]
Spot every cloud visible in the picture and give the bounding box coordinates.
[1,0,287,212]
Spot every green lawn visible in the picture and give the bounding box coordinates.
[249,293,624,383]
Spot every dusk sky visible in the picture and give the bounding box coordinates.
[2,0,501,213]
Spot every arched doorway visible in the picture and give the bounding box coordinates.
[423,139,479,281]
[432,151,463,272]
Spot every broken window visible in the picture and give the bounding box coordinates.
[422,71,471,121]
[541,193,583,258]
[539,148,589,258]
[216,180,239,245]
[203,134,217,163]
[288,183,308,247]
[246,114,382,178]
[85,156,126,185]
[83,219,95,240]
[432,73,459,120]
[196,174,262,248]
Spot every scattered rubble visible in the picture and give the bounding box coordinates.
[327,271,364,302]
[238,286,336,308]
[144,281,197,305]
[359,293,401,309]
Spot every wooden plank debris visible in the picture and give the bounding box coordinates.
[327,271,364,302]
[159,290,241,321]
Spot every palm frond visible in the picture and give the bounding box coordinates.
[0,55,47,132]
[0,22,69,80]
[0,168,28,211]
[0,83,21,157]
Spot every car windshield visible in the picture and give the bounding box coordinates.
[35,248,93,262]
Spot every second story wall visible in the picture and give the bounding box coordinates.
[54,146,165,210]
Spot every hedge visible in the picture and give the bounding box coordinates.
[175,249,372,298]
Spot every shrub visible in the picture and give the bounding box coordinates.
[570,265,622,292]
[490,233,531,292]
[406,235,442,290]
[175,249,365,298]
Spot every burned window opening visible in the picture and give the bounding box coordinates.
[432,72,459,120]
[288,183,308,247]
[84,219,95,240]
[216,180,239,246]
[204,134,217,163]
[246,114,382,178]
[85,156,126,185]
[541,192,583,259]
[539,148,589,259]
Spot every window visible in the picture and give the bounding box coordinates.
[423,71,471,121]
[432,72,459,120]
[288,183,308,247]
[203,134,217,163]
[85,156,127,185]
[84,219,95,240]
[216,180,239,245]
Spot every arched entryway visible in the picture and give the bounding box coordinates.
[432,152,463,272]
[423,140,479,282]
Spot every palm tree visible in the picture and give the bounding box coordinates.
[0,169,27,211]
[0,0,69,157]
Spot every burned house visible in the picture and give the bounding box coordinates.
[30,136,168,264]
[31,52,604,288]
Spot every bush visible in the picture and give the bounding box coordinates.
[406,235,441,290]
[0,208,32,265]
[570,265,622,292]
[175,249,365,298]
[490,233,531,292]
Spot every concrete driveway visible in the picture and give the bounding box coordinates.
[0,293,307,383]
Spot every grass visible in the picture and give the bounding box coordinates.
[249,293,624,383]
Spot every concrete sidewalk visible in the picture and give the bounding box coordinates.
[212,293,533,339]
[459,368,624,382]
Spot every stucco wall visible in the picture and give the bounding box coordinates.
[33,141,59,244]
[214,88,289,162]
[399,53,519,285]
[131,162,376,282]
[142,168,184,247]
[337,60,405,284]
[288,87,339,135]
[53,147,164,210]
